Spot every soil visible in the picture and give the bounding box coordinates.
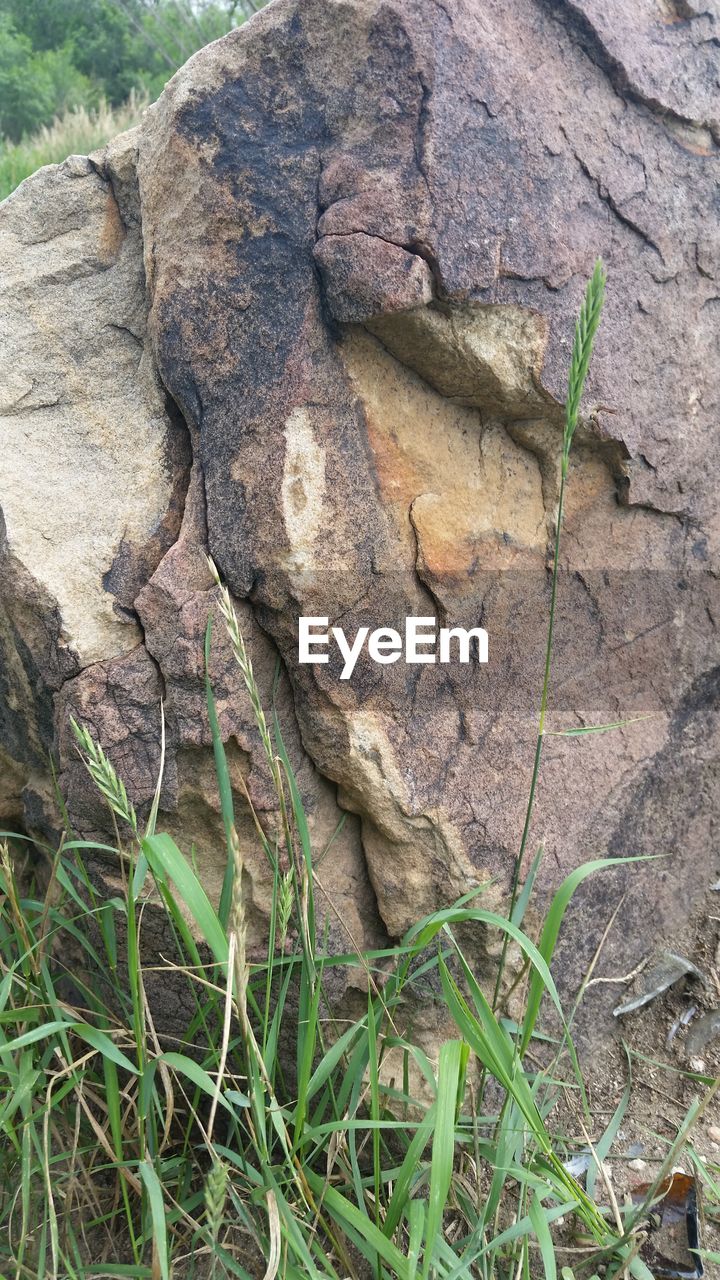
[549,874,720,1276]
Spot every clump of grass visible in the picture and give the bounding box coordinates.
[3,264,709,1279]
[0,92,149,202]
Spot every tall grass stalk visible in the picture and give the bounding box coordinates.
[492,261,606,1012]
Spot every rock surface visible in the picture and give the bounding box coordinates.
[0,142,190,824]
[1,0,719,1034]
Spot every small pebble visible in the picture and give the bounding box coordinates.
[689,1058,706,1073]
[628,1158,647,1172]
[602,1161,613,1182]
[708,1125,720,1144]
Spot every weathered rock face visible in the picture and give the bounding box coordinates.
[1,0,719,1032]
[0,144,190,825]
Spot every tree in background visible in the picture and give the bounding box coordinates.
[0,12,94,141]
[0,0,264,142]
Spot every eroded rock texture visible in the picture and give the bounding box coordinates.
[0,144,190,825]
[1,0,719,1032]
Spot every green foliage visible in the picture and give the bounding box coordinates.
[0,0,264,147]
[0,12,94,142]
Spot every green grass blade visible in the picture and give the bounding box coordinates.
[384,1105,437,1240]
[529,1194,556,1280]
[519,857,655,1057]
[546,715,655,737]
[407,1200,426,1280]
[0,1020,85,1056]
[422,1039,465,1280]
[402,906,565,1023]
[511,844,544,928]
[139,1159,170,1280]
[159,1051,246,1114]
[70,1024,141,1076]
[367,987,383,1258]
[141,833,228,964]
[293,957,325,1148]
[204,618,237,929]
[306,1016,365,1103]
[304,1173,410,1280]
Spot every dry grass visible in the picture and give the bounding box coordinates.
[0,93,149,202]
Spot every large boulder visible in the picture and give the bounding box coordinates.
[1,0,718,1032]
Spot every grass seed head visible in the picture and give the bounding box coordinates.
[207,556,276,772]
[205,1157,228,1245]
[563,258,607,468]
[278,869,294,949]
[70,718,138,835]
